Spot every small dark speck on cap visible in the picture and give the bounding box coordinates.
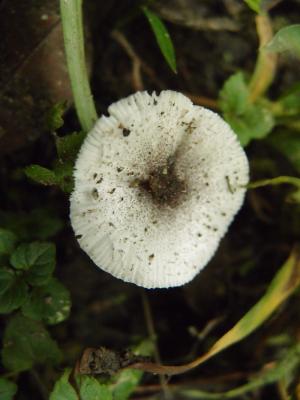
[92,188,99,199]
[122,128,131,137]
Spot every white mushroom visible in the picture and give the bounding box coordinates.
[70,90,249,289]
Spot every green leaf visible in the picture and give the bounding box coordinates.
[50,369,78,400]
[10,242,56,286]
[142,6,177,73]
[219,72,274,146]
[53,162,74,193]
[0,378,18,400]
[179,343,300,399]
[243,0,261,13]
[265,24,300,58]
[2,314,62,372]
[22,277,71,325]
[56,131,85,162]
[112,369,142,400]
[111,340,154,400]
[267,130,300,173]
[225,103,274,146]
[247,175,300,190]
[46,102,67,131]
[274,82,300,118]
[25,165,58,186]
[247,175,300,203]
[0,208,63,241]
[0,267,15,295]
[175,247,300,370]
[0,276,28,314]
[219,72,249,115]
[78,376,112,400]
[0,229,17,256]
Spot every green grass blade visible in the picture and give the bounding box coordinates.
[199,247,300,362]
[142,6,177,73]
[244,0,261,13]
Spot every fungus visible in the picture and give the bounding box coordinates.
[70,91,249,289]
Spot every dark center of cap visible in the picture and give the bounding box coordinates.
[139,157,186,207]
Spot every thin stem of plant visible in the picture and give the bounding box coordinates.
[248,13,277,103]
[111,30,218,109]
[60,0,97,132]
[247,176,300,189]
[140,289,171,398]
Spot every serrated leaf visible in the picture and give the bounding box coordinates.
[53,162,74,193]
[265,24,300,58]
[0,267,15,295]
[0,277,28,314]
[46,102,67,131]
[2,314,62,372]
[219,72,249,115]
[219,72,274,146]
[56,131,85,162]
[50,369,78,400]
[142,6,177,73]
[22,277,71,325]
[78,376,112,400]
[112,369,142,400]
[0,377,18,400]
[10,242,56,286]
[25,165,58,186]
[0,229,17,256]
[225,103,274,146]
[243,0,261,12]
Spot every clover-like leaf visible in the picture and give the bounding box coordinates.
[0,229,17,256]
[0,266,28,314]
[55,131,86,162]
[219,72,274,146]
[0,267,15,295]
[0,377,18,400]
[10,242,56,286]
[2,314,62,372]
[22,277,71,325]
[0,278,28,314]
[25,165,58,186]
[50,369,78,400]
[78,376,112,400]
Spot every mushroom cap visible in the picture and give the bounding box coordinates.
[70,91,249,289]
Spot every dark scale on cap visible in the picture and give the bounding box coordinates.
[138,156,186,208]
[92,188,99,200]
[122,128,131,137]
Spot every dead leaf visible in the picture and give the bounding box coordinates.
[0,0,73,155]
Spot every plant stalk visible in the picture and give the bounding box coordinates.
[60,0,97,132]
[248,13,277,103]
